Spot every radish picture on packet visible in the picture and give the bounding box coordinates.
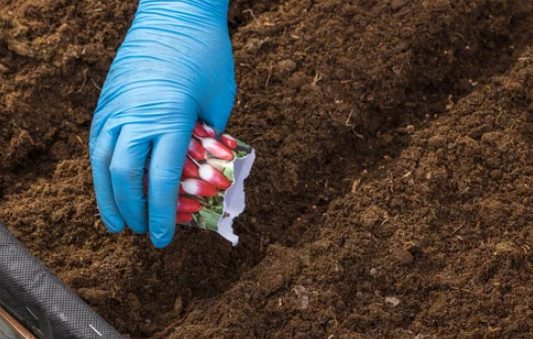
[143,122,256,246]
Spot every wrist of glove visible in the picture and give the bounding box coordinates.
[139,0,230,21]
[89,0,236,248]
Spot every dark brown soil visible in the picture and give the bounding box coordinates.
[1,0,533,338]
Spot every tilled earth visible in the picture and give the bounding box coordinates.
[1,0,533,338]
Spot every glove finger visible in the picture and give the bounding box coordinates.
[89,108,109,152]
[200,78,236,132]
[148,128,193,248]
[90,127,125,233]
[109,125,151,235]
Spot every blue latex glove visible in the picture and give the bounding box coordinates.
[89,0,236,248]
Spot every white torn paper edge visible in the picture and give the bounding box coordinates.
[216,149,256,246]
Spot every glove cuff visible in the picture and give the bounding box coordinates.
[139,0,230,19]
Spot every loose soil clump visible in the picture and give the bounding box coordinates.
[1,0,533,338]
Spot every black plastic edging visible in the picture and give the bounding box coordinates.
[0,222,124,339]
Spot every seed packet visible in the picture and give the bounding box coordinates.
[144,122,255,246]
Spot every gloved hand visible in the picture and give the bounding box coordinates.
[89,0,236,248]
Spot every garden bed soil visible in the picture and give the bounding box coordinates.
[1,0,533,338]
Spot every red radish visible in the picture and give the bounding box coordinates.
[199,137,234,160]
[206,158,232,171]
[188,139,207,160]
[202,124,216,138]
[177,196,202,213]
[199,164,232,190]
[179,185,186,195]
[181,178,218,197]
[221,134,238,150]
[182,157,199,178]
[177,213,193,223]
[193,122,210,138]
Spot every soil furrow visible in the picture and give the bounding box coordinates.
[0,0,532,338]
[164,40,533,339]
